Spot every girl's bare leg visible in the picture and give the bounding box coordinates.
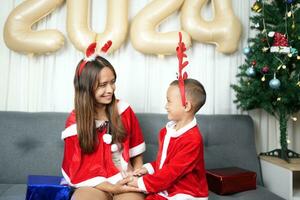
[114,192,145,200]
[71,187,112,200]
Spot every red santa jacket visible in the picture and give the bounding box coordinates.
[61,100,145,188]
[138,118,208,200]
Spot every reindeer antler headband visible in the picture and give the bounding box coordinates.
[176,32,189,106]
[77,41,113,76]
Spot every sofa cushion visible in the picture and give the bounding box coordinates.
[0,184,26,200]
[0,112,67,183]
[208,185,284,200]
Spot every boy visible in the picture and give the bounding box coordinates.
[129,78,209,200]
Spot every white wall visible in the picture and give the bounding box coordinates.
[0,0,299,154]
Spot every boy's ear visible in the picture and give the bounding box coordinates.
[184,101,192,112]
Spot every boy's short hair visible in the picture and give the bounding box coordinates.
[170,78,206,113]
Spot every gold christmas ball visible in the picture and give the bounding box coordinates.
[251,2,262,13]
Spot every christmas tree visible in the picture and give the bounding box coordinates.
[232,0,300,162]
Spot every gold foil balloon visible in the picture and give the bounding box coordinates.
[3,0,65,54]
[181,0,242,54]
[130,0,191,55]
[67,0,128,53]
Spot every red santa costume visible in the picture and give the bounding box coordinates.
[137,118,208,200]
[61,100,145,188]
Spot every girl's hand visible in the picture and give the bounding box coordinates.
[127,176,139,188]
[133,167,148,177]
[111,176,142,194]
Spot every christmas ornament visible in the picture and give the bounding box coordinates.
[262,47,269,52]
[286,0,295,4]
[251,60,257,66]
[270,32,291,54]
[261,38,267,43]
[269,77,281,89]
[252,1,262,12]
[243,47,251,55]
[282,65,286,69]
[290,48,298,56]
[262,66,269,73]
[261,75,266,81]
[246,67,256,77]
[268,31,275,37]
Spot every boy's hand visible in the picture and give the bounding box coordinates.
[112,176,141,194]
[133,167,148,177]
[120,170,133,178]
[127,176,139,188]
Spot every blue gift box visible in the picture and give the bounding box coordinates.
[25,175,73,200]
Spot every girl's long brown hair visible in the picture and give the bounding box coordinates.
[74,56,126,154]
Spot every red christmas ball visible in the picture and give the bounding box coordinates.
[252,61,257,66]
[262,66,269,73]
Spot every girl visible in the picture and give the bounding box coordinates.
[61,42,145,200]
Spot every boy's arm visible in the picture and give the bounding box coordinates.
[137,138,202,193]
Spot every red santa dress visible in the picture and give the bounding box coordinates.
[61,100,145,188]
[137,118,208,200]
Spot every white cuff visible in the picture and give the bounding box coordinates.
[129,142,146,158]
[143,163,155,175]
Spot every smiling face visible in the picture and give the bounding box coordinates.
[93,66,116,106]
[165,85,186,121]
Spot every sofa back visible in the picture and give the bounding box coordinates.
[0,112,262,185]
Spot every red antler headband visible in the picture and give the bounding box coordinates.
[176,32,189,106]
[78,40,113,76]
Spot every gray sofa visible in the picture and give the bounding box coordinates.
[0,111,284,200]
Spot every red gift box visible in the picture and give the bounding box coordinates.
[206,167,256,195]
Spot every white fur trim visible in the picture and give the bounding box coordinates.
[61,124,77,140]
[166,118,197,138]
[143,163,155,175]
[167,194,208,200]
[62,120,106,140]
[159,134,171,169]
[137,177,147,192]
[129,142,146,157]
[61,168,123,188]
[84,53,97,62]
[117,100,129,114]
[61,168,106,188]
[107,172,123,184]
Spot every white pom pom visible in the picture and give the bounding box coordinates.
[103,134,112,144]
[268,31,275,37]
[111,144,119,152]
